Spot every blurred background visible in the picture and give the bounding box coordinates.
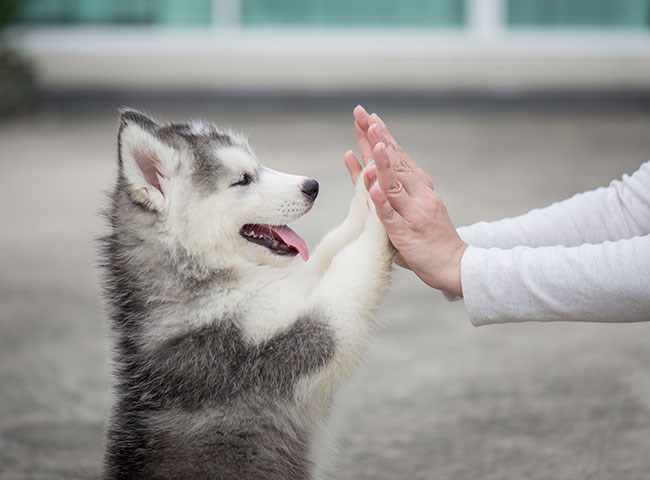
[1,1,649,479]
[4,0,650,99]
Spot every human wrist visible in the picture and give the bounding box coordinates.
[436,239,468,298]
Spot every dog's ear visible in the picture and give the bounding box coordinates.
[118,108,180,211]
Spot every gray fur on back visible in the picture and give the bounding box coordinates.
[99,111,335,479]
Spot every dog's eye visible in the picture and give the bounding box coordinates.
[232,173,252,187]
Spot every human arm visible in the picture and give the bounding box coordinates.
[349,106,650,248]
[347,106,650,324]
[459,162,650,323]
[463,235,650,325]
[346,106,466,297]
[459,162,650,249]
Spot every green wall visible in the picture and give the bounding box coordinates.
[241,0,465,27]
[16,0,213,26]
[15,0,466,27]
[14,0,650,29]
[508,0,650,28]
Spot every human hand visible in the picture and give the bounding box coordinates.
[349,107,468,297]
[344,105,433,189]
[344,106,432,269]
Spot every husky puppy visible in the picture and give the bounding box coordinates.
[99,109,394,480]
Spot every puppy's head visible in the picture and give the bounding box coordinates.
[116,109,317,269]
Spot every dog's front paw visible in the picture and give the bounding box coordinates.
[348,162,373,217]
[363,186,397,260]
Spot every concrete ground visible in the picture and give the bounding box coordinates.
[1,103,649,479]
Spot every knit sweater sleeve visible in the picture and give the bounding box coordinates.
[458,161,650,248]
[455,161,650,325]
[461,236,650,326]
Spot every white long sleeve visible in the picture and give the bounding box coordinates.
[462,236,650,325]
[456,161,650,326]
[459,162,650,248]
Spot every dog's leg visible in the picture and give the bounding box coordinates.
[303,203,395,395]
[308,172,371,275]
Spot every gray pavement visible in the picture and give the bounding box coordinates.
[1,104,649,479]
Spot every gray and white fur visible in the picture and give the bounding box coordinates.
[98,109,394,479]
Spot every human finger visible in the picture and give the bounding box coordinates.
[367,113,399,150]
[355,122,373,166]
[367,122,434,190]
[353,105,371,132]
[369,183,406,229]
[373,142,416,218]
[382,144,430,196]
[367,111,427,171]
[368,124,427,195]
[343,150,362,184]
[368,113,417,170]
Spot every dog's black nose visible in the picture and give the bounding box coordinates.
[302,179,319,201]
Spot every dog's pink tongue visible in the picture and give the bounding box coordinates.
[272,225,309,261]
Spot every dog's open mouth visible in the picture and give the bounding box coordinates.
[240,224,309,261]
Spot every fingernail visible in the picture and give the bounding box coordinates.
[369,123,382,136]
